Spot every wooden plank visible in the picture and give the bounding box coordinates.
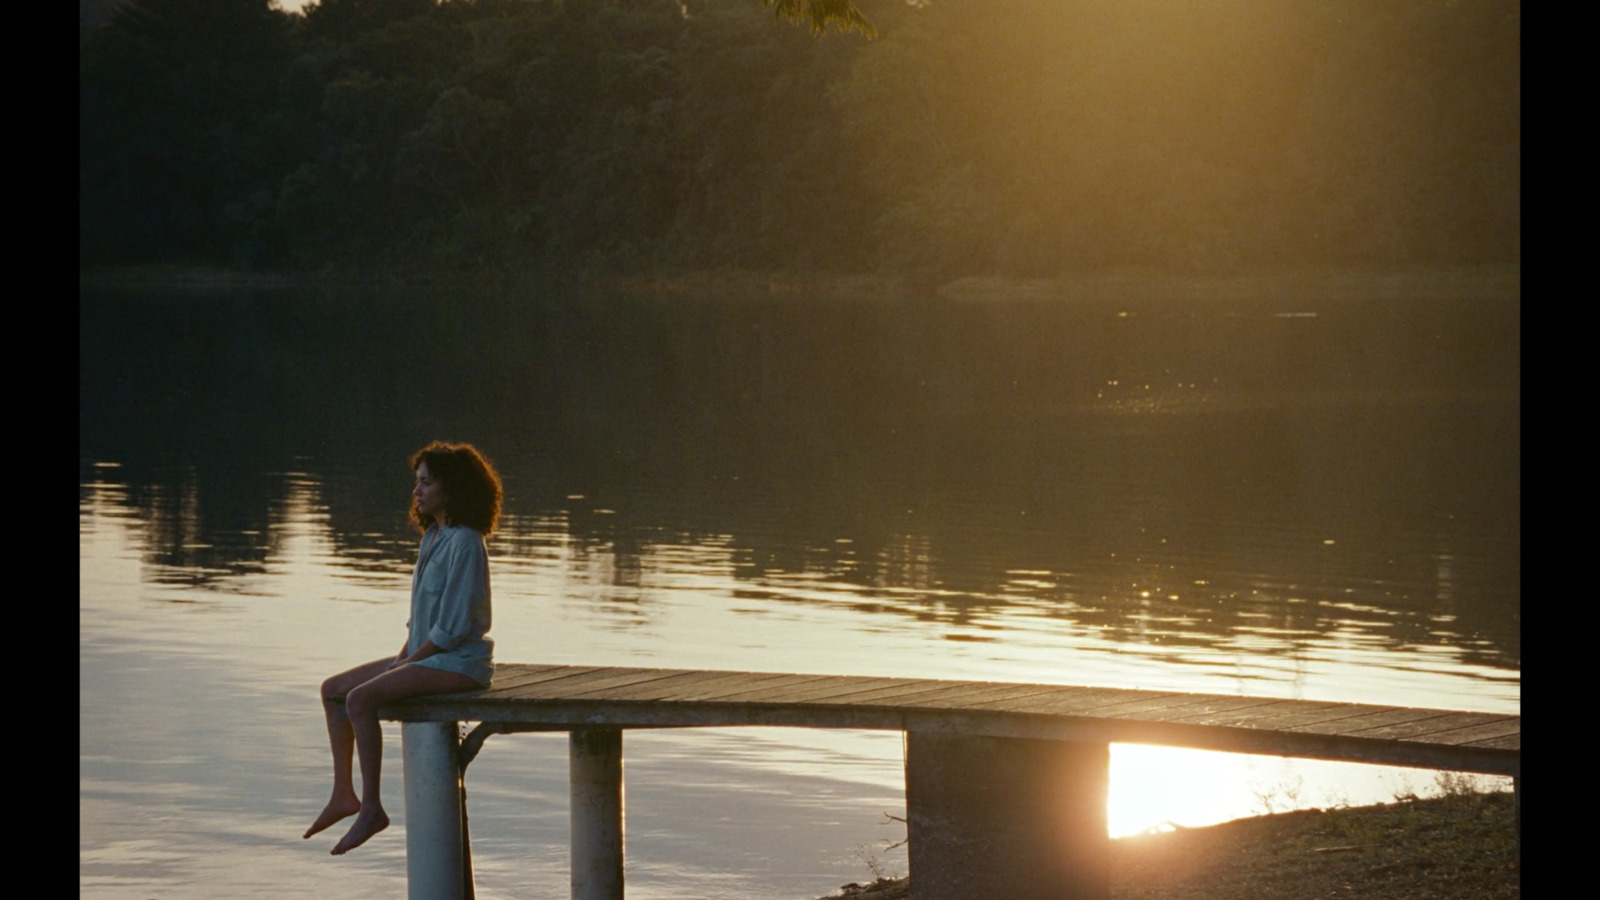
[1327,712,1510,741]
[871,682,1071,710]
[722,676,926,705]
[1278,707,1453,735]
[490,663,568,679]
[391,698,1520,775]
[1186,702,1400,732]
[385,664,1519,775]
[1069,690,1232,715]
[808,679,975,707]
[1384,718,1520,746]
[509,666,636,686]
[894,683,1070,711]
[561,669,787,702]
[652,672,828,702]
[1123,696,1292,723]
[471,665,609,698]
[489,666,642,692]
[490,663,565,675]
[570,674,815,703]
[1081,694,1279,721]
[948,685,1083,710]
[977,687,1173,716]
[1153,699,1327,726]
[1461,732,1521,751]
[498,662,581,674]
[521,668,703,698]
[966,685,1121,713]
[477,664,579,691]
[1095,718,1521,776]
[662,673,851,703]
[495,663,605,680]
[822,680,1008,709]
[1169,701,1382,729]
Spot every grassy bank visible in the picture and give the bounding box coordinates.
[822,790,1518,900]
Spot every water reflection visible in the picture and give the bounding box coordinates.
[79,283,1518,676]
[80,284,1517,896]
[86,452,1517,683]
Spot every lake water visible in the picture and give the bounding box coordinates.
[79,280,1519,899]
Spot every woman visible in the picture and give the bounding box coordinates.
[304,441,502,855]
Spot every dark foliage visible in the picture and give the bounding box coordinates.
[80,0,1519,276]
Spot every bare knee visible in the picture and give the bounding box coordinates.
[344,684,378,720]
[321,675,348,703]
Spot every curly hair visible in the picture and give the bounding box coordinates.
[409,441,503,536]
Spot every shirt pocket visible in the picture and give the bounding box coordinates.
[417,556,452,594]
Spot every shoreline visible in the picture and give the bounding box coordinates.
[818,791,1518,899]
[79,263,1519,304]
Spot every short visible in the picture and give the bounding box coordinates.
[410,642,493,689]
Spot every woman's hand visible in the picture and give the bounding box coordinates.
[388,641,445,671]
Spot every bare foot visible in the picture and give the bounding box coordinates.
[303,794,361,839]
[330,807,389,855]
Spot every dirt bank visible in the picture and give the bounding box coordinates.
[820,791,1517,900]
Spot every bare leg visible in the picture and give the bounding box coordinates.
[305,657,393,839]
[331,664,482,855]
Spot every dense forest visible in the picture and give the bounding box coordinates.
[79,0,1519,277]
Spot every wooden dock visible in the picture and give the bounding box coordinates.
[379,663,1520,900]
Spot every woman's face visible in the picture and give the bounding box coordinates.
[413,462,448,525]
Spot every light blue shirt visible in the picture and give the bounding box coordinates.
[407,524,494,687]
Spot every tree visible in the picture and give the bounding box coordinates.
[763,0,876,37]
[79,0,298,264]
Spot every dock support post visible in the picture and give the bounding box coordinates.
[905,731,1109,900]
[402,721,467,900]
[571,728,624,900]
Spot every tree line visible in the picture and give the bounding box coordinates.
[79,0,1519,277]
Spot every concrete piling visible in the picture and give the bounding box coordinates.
[905,731,1110,900]
[571,728,625,900]
[402,721,468,900]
